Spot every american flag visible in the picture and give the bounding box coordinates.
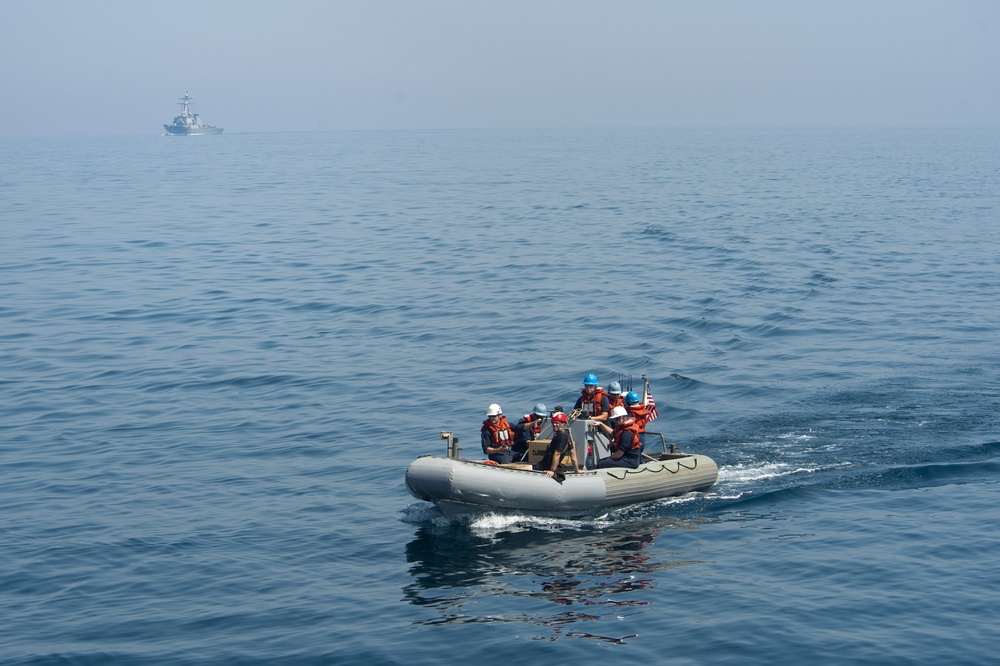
[644,380,659,421]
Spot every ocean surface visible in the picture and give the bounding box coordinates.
[2,127,998,665]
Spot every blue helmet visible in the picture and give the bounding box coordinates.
[583,373,599,386]
[532,403,547,417]
[624,391,641,405]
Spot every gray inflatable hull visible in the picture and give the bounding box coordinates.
[405,454,718,518]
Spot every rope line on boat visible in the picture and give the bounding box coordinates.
[602,457,700,480]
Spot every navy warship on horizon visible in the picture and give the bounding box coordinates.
[163,92,223,135]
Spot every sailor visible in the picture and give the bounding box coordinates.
[606,381,624,411]
[481,403,516,464]
[511,403,548,460]
[624,390,654,434]
[593,406,643,469]
[574,373,610,422]
[533,412,580,478]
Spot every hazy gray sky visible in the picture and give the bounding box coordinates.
[3,0,998,135]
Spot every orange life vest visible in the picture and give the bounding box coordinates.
[626,404,653,433]
[482,416,513,445]
[525,414,544,439]
[579,388,608,416]
[607,394,624,410]
[612,419,642,451]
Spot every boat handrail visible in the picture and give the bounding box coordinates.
[643,430,676,455]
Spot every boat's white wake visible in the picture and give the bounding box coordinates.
[399,501,616,534]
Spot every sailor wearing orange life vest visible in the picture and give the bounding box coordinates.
[512,402,548,457]
[624,391,654,431]
[574,373,610,422]
[481,403,516,464]
[606,381,624,411]
[624,390,654,452]
[593,406,643,469]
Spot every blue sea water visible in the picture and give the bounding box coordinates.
[1,127,998,665]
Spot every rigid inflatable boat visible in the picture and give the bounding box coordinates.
[405,419,718,518]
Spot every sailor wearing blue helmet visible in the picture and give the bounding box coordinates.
[574,373,610,422]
